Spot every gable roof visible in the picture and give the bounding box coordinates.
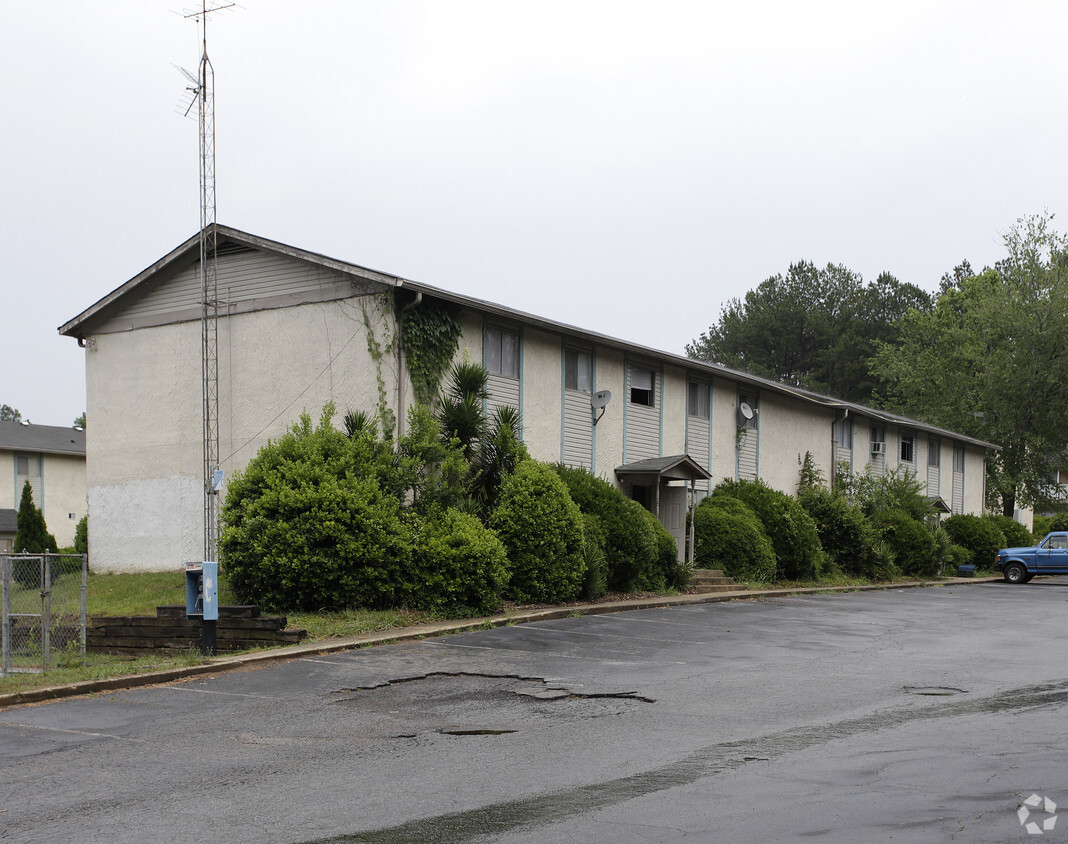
[59,224,999,452]
[0,421,86,457]
[616,454,712,482]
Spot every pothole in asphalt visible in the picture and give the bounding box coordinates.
[904,685,969,696]
[330,672,653,740]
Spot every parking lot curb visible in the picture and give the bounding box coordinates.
[0,575,1002,709]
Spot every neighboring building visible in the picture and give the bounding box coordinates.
[0,421,87,549]
[59,226,997,572]
[0,509,16,555]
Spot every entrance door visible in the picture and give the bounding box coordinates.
[660,484,687,563]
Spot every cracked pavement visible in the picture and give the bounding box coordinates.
[2,579,1067,842]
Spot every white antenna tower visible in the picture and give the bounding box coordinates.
[178,1,235,562]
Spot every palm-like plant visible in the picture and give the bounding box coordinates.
[438,362,489,458]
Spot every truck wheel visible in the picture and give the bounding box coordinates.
[1003,563,1028,584]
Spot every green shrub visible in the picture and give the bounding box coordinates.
[551,464,664,591]
[1032,514,1054,540]
[693,497,776,583]
[404,509,509,617]
[987,514,1032,548]
[798,486,894,579]
[872,509,938,577]
[711,479,825,580]
[642,510,677,590]
[74,514,88,558]
[219,407,413,611]
[1048,512,1068,532]
[491,461,586,603]
[849,467,931,521]
[941,514,1005,569]
[948,543,974,567]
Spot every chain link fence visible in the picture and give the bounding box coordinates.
[1,553,87,675]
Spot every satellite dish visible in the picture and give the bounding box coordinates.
[739,402,754,419]
[591,390,612,426]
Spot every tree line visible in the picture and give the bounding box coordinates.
[687,212,1068,518]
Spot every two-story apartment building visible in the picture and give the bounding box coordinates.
[59,226,996,572]
[0,421,87,552]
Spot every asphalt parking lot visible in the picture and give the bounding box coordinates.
[3,578,1067,843]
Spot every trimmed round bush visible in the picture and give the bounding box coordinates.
[551,464,662,591]
[693,497,776,583]
[491,461,586,604]
[988,514,1032,549]
[220,410,412,611]
[404,509,510,617]
[941,514,1005,568]
[712,479,825,580]
[872,509,938,577]
[799,486,893,579]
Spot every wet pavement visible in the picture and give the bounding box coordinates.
[3,579,1067,842]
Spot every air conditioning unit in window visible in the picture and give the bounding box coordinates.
[871,442,887,455]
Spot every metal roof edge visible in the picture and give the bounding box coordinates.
[399,277,999,451]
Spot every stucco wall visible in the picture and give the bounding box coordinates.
[709,381,739,484]
[660,364,687,456]
[521,328,562,459]
[41,453,87,547]
[86,296,393,572]
[758,391,835,493]
[964,450,986,515]
[592,347,625,481]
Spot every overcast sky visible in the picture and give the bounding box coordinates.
[4,1,1066,428]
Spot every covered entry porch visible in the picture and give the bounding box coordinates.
[615,454,712,564]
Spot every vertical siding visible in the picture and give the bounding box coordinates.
[563,391,594,468]
[952,471,965,513]
[737,430,758,480]
[624,362,661,463]
[686,377,711,494]
[687,415,711,488]
[927,462,940,496]
[869,426,886,476]
[736,390,758,481]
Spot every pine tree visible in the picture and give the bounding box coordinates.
[14,480,55,553]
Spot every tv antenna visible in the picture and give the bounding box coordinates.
[176,1,236,562]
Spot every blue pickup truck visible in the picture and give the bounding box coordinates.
[995,532,1068,583]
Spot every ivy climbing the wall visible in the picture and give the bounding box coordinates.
[401,297,461,407]
[360,292,398,440]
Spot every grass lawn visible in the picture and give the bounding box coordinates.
[0,570,432,697]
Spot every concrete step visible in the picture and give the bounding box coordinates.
[689,568,739,593]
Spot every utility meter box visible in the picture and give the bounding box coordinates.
[185,561,219,621]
